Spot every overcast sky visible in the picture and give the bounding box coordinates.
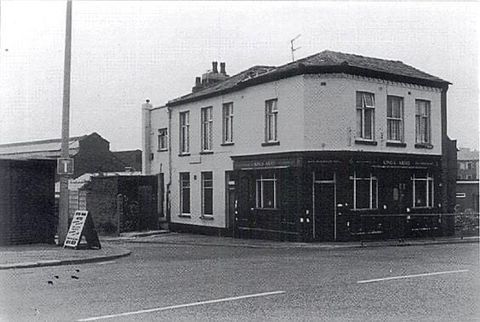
[1,1,478,151]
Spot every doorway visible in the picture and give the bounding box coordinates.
[313,172,336,241]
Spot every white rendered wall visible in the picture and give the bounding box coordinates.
[304,74,442,155]
[168,76,306,228]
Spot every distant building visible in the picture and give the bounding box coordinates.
[112,149,142,172]
[0,132,138,179]
[143,51,457,241]
[456,147,479,212]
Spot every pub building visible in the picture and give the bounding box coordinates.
[143,50,457,242]
[232,151,447,241]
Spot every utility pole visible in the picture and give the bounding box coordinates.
[290,34,301,62]
[58,0,72,245]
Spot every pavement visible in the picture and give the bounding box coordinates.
[1,230,478,270]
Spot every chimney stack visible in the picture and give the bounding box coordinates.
[220,62,226,75]
[195,77,201,86]
[212,61,218,73]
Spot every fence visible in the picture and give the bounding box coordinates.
[343,212,478,241]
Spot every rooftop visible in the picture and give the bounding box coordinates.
[167,50,450,107]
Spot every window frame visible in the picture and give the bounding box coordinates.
[222,102,234,144]
[415,99,431,144]
[255,174,277,209]
[201,106,213,152]
[386,95,404,142]
[412,173,434,208]
[179,172,191,215]
[265,99,278,143]
[350,171,378,210]
[179,111,190,154]
[356,91,375,141]
[201,172,213,216]
[157,128,168,151]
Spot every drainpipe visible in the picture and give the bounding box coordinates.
[166,105,173,222]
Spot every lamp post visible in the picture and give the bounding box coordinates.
[58,0,72,245]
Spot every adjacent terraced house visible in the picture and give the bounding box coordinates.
[143,50,457,242]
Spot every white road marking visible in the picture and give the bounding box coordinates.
[357,269,469,284]
[77,290,285,321]
[96,261,116,265]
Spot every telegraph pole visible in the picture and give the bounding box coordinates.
[58,0,73,245]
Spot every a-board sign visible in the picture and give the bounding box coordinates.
[63,210,101,249]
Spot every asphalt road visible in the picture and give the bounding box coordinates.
[0,242,478,321]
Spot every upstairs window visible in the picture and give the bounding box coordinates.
[415,100,431,144]
[157,128,168,151]
[265,99,278,143]
[201,107,213,151]
[179,111,190,154]
[387,96,404,142]
[222,102,234,144]
[356,92,375,140]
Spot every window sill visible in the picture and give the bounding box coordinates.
[179,214,191,218]
[411,206,434,210]
[261,141,280,147]
[350,208,379,212]
[255,207,279,211]
[199,151,214,155]
[157,149,168,152]
[178,153,191,157]
[200,215,214,220]
[355,139,378,146]
[221,142,234,146]
[415,143,434,149]
[386,141,406,148]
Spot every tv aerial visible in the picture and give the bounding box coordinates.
[290,34,301,62]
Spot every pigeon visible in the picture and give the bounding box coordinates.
[54,275,59,279]
[47,281,53,285]
[71,275,79,279]
[75,269,80,272]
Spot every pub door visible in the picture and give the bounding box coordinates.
[313,176,336,241]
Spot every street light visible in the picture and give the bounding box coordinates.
[58,0,73,246]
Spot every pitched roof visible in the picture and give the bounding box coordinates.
[0,133,102,159]
[168,65,275,106]
[167,50,450,106]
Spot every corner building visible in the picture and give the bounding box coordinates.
[144,51,456,241]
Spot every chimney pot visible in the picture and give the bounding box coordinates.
[195,77,201,86]
[212,61,218,73]
[220,62,226,75]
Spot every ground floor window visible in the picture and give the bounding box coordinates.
[202,172,213,215]
[180,172,190,214]
[412,174,434,208]
[350,171,378,210]
[256,174,277,209]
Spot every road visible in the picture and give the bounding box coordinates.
[0,242,478,321]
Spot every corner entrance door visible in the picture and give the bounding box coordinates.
[313,173,336,241]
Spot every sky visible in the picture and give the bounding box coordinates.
[0,1,479,151]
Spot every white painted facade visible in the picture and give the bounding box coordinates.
[144,73,442,230]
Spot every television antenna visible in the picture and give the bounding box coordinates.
[290,34,301,62]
